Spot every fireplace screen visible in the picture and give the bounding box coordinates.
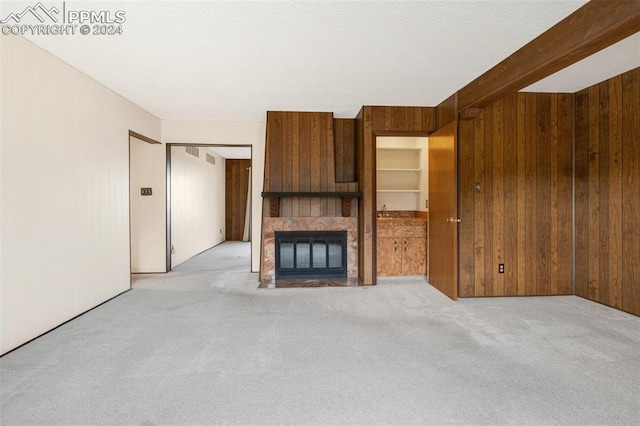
[275,231,347,279]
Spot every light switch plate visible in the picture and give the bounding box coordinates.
[141,187,152,196]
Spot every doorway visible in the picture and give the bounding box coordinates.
[129,131,165,277]
[166,144,252,272]
[372,128,460,301]
[375,136,429,278]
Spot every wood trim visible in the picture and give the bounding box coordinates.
[369,130,432,137]
[459,107,483,121]
[269,198,280,218]
[129,130,161,145]
[436,93,459,129]
[262,192,362,198]
[165,143,172,273]
[341,198,353,218]
[458,0,640,112]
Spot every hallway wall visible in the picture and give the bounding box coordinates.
[161,120,265,272]
[0,34,161,355]
[170,147,225,268]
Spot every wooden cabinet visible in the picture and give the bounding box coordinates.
[401,237,427,275]
[376,218,427,276]
[377,237,402,275]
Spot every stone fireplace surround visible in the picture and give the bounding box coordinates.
[261,217,358,286]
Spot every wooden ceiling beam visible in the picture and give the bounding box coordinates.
[458,0,640,113]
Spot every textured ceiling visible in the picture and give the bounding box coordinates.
[4,0,592,121]
[522,32,640,93]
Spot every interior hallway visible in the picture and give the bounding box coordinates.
[1,241,639,425]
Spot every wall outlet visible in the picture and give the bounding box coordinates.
[425,199,429,209]
[498,263,504,274]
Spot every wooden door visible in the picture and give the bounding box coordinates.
[377,237,402,276]
[428,122,458,300]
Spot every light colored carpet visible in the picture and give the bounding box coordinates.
[1,241,639,425]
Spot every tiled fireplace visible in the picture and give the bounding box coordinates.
[260,111,360,287]
[261,217,358,286]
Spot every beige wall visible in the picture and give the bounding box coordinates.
[162,120,266,272]
[170,147,226,268]
[0,34,161,354]
[130,136,166,273]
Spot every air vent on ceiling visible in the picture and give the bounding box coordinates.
[186,146,199,158]
[206,153,216,165]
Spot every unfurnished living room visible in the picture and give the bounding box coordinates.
[1,1,640,425]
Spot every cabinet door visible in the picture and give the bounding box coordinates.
[401,238,427,275]
[377,237,402,276]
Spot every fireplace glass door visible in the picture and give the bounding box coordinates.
[275,231,347,279]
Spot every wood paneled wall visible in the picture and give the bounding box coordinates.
[436,93,458,129]
[357,106,436,284]
[334,118,356,183]
[263,111,358,217]
[226,159,251,241]
[575,67,640,316]
[458,93,574,297]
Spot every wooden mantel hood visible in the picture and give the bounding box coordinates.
[262,192,362,218]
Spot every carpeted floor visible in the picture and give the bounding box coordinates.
[1,241,639,425]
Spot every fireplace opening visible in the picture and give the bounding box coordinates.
[275,231,347,279]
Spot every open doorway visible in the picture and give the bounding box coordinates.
[166,144,252,272]
[375,136,429,278]
[129,131,165,279]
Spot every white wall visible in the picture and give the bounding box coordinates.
[170,146,225,268]
[162,121,265,272]
[130,136,166,273]
[0,35,161,355]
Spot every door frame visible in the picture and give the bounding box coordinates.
[128,130,162,284]
[371,128,461,297]
[372,131,434,280]
[165,143,253,272]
